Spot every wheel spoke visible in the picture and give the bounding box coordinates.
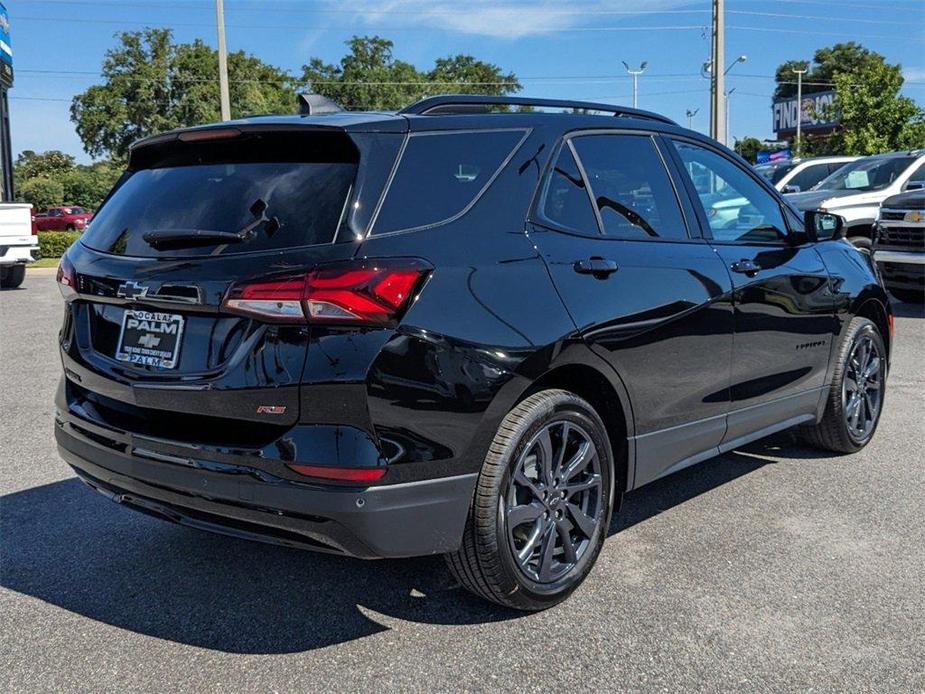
[848,394,862,431]
[537,523,558,582]
[864,392,877,421]
[508,501,545,528]
[554,422,571,478]
[537,427,555,486]
[513,467,545,502]
[556,520,578,564]
[566,501,597,539]
[864,356,880,380]
[562,440,594,481]
[856,340,870,373]
[565,473,602,497]
[516,520,544,564]
[844,372,859,393]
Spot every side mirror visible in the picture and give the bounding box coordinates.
[804,210,845,242]
[782,184,801,194]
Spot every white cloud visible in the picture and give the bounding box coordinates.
[903,66,925,84]
[332,0,698,40]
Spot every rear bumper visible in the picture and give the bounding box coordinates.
[0,243,38,265]
[55,413,476,559]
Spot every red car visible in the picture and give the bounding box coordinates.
[33,206,93,232]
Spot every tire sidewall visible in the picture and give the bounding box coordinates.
[838,320,887,449]
[489,393,615,608]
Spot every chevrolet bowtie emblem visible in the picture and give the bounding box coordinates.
[117,281,149,300]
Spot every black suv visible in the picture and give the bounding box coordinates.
[55,95,892,610]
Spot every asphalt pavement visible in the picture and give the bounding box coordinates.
[2,271,924,692]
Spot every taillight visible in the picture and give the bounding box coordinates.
[56,255,78,301]
[287,464,387,482]
[31,216,37,235]
[223,258,431,325]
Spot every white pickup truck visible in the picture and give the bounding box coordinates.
[0,203,38,289]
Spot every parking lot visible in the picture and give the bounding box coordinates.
[1,271,923,692]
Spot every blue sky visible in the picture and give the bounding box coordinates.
[7,0,925,162]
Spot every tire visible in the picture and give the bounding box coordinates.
[848,235,872,254]
[446,389,615,610]
[889,288,924,304]
[800,317,886,453]
[66,224,76,231]
[0,264,25,289]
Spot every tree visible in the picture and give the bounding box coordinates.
[18,177,65,210]
[774,42,874,100]
[61,163,122,209]
[773,43,925,156]
[13,150,75,186]
[71,29,295,159]
[302,36,520,111]
[733,136,764,164]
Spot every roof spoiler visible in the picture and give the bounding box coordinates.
[298,93,344,116]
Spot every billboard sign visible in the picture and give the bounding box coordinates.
[773,90,838,137]
[0,3,11,87]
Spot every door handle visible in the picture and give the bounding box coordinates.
[574,257,619,278]
[731,258,761,277]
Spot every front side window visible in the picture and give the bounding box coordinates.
[572,135,687,240]
[538,145,599,233]
[672,140,787,243]
[904,161,925,190]
[372,129,527,235]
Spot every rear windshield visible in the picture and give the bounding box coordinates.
[754,162,795,185]
[812,155,917,192]
[81,133,357,257]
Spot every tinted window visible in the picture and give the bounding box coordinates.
[787,163,831,192]
[539,144,599,233]
[755,162,796,185]
[905,161,925,189]
[81,161,356,258]
[673,140,787,243]
[573,135,686,239]
[372,129,526,234]
[812,155,917,192]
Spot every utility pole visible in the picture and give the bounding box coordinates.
[686,107,700,130]
[215,0,231,121]
[622,61,648,109]
[725,87,736,146]
[709,0,725,144]
[792,67,808,157]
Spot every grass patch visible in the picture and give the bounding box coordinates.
[30,257,61,268]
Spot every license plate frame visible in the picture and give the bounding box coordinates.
[115,309,185,369]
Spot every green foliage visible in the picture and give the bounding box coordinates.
[37,231,82,259]
[14,152,122,210]
[301,36,520,111]
[18,177,65,210]
[71,28,295,159]
[734,136,764,164]
[774,43,925,156]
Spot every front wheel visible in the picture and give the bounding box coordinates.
[801,317,886,453]
[446,390,615,610]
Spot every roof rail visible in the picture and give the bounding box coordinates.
[398,95,677,125]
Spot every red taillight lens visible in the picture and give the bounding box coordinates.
[57,255,78,301]
[287,464,387,482]
[222,259,431,324]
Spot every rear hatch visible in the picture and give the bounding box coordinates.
[60,124,399,439]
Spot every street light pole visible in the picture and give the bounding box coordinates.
[792,67,808,157]
[622,61,648,109]
[725,87,736,146]
[686,107,700,130]
[215,0,231,121]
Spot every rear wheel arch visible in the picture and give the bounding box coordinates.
[519,362,632,498]
[854,297,891,359]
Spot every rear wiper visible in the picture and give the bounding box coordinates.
[142,198,280,248]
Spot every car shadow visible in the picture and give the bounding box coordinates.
[2,445,783,655]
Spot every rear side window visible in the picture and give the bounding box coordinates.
[787,164,830,192]
[539,145,599,233]
[572,135,687,240]
[371,129,527,235]
[82,133,358,258]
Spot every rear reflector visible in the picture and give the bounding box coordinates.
[287,464,387,482]
[223,258,431,324]
[57,255,78,301]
